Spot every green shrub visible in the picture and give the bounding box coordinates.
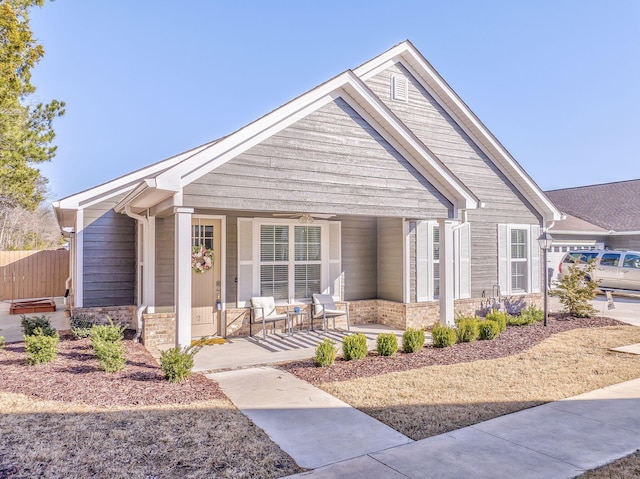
[485,310,508,332]
[21,315,54,337]
[342,333,368,361]
[478,320,501,340]
[507,305,545,326]
[71,313,99,339]
[90,318,125,344]
[403,328,426,353]
[313,338,338,367]
[431,324,456,348]
[160,345,201,382]
[456,318,479,343]
[376,333,398,356]
[0,335,5,350]
[25,327,59,364]
[93,339,126,372]
[551,260,598,317]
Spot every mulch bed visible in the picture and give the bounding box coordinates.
[0,316,625,408]
[280,315,624,385]
[0,332,225,408]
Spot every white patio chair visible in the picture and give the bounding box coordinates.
[312,293,350,332]
[250,296,289,339]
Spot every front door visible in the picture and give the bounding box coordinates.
[191,218,221,337]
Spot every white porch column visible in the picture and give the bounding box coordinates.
[146,216,156,313]
[175,207,194,348]
[438,219,456,326]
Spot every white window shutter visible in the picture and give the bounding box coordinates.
[328,222,342,299]
[416,221,429,301]
[497,224,508,295]
[530,224,541,293]
[455,222,471,299]
[237,218,254,307]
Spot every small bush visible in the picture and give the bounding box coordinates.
[402,328,426,353]
[71,313,99,339]
[160,345,201,382]
[313,338,338,367]
[478,320,501,340]
[551,260,598,317]
[342,333,368,361]
[486,310,508,332]
[431,324,456,348]
[93,339,126,372]
[21,315,54,337]
[507,305,544,326]
[90,318,125,344]
[0,335,5,350]
[376,333,398,356]
[25,327,59,365]
[456,318,479,343]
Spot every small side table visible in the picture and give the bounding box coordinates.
[288,310,310,334]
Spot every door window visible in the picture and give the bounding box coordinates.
[600,253,621,267]
[623,254,640,268]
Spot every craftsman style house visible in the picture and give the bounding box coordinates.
[54,41,560,347]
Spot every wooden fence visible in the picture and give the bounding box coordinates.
[0,250,69,300]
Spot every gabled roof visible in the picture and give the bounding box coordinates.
[546,179,640,232]
[56,40,560,225]
[354,40,561,222]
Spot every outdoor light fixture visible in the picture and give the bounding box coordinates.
[537,231,554,326]
[298,214,315,224]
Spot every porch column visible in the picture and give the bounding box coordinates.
[175,207,194,348]
[438,219,456,326]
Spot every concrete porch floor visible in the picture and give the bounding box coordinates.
[190,323,412,373]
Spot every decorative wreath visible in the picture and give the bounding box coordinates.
[192,244,214,274]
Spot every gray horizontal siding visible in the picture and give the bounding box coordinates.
[366,64,541,298]
[184,98,451,218]
[82,195,136,307]
[607,236,640,251]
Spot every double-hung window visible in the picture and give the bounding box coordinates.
[510,228,528,292]
[498,223,541,295]
[259,224,322,301]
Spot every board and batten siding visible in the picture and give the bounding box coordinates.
[155,216,175,310]
[377,217,404,302]
[82,196,136,307]
[183,98,451,219]
[366,64,540,297]
[341,216,378,300]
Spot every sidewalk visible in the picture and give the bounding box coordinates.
[211,366,640,479]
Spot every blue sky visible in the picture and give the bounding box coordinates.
[30,1,640,200]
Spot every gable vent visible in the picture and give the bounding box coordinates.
[391,74,408,102]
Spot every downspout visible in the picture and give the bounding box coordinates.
[124,205,149,342]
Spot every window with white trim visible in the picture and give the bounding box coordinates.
[432,225,440,299]
[510,228,528,292]
[497,223,540,295]
[259,224,322,301]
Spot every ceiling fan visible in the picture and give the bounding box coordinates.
[272,213,335,223]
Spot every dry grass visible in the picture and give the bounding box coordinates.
[579,450,640,478]
[0,393,299,478]
[318,325,640,440]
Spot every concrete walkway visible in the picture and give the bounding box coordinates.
[207,367,412,470]
[208,369,640,479]
[282,378,640,478]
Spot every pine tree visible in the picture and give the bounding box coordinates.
[0,0,65,210]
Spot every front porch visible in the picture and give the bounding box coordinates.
[139,293,544,350]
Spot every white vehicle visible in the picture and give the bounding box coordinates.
[558,250,640,291]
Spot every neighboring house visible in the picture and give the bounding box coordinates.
[546,179,640,283]
[53,40,560,348]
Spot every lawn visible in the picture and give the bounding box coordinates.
[1,317,639,477]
